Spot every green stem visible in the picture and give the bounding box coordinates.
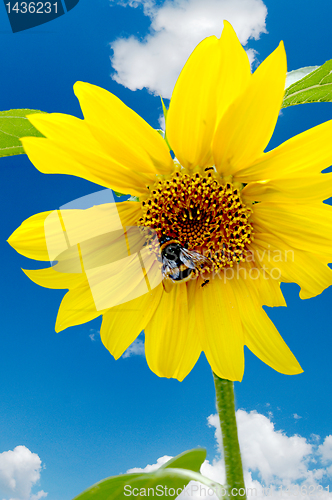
[212,372,246,500]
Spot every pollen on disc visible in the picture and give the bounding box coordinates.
[139,169,253,274]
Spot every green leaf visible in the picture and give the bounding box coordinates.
[72,448,223,500]
[159,448,206,472]
[285,66,319,89]
[282,60,332,108]
[0,109,46,158]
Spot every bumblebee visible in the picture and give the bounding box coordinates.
[160,236,210,283]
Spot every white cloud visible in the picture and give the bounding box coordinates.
[158,113,165,131]
[318,436,332,464]
[89,328,100,342]
[128,410,332,499]
[293,413,302,420]
[87,327,145,356]
[0,446,47,500]
[110,0,267,98]
[209,410,313,485]
[122,337,145,358]
[127,455,172,473]
[30,492,47,500]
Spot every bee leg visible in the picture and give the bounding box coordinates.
[162,278,173,293]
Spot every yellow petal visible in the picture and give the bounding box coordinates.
[234,120,332,182]
[8,211,54,261]
[252,202,332,258]
[22,265,84,289]
[58,202,138,248]
[49,206,152,282]
[117,201,143,227]
[213,42,286,176]
[8,201,141,270]
[61,230,141,275]
[100,284,163,359]
[240,261,286,307]
[251,233,332,299]
[167,22,251,170]
[215,21,251,125]
[255,277,286,307]
[243,173,332,203]
[81,245,162,313]
[55,280,105,332]
[144,283,201,381]
[231,276,302,375]
[166,35,222,169]
[73,82,173,175]
[23,114,153,197]
[193,276,244,382]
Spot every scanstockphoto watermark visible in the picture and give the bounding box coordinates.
[123,484,331,497]
[210,263,281,283]
[123,484,228,497]
[123,484,256,497]
[194,245,295,283]
[195,247,295,284]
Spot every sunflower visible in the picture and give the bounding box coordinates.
[8,21,332,382]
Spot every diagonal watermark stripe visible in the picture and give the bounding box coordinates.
[3,0,80,33]
[44,189,163,311]
[63,0,78,11]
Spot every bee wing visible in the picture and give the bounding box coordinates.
[181,248,211,269]
[179,251,195,269]
[162,258,178,271]
[162,258,180,279]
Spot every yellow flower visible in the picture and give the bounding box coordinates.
[8,22,332,382]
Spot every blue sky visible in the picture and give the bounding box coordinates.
[1,1,332,499]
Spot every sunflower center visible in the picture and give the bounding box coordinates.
[139,168,253,273]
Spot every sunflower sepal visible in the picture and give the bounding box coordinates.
[113,191,139,202]
[158,96,172,151]
[113,190,128,197]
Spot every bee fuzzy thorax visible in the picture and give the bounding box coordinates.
[139,168,253,278]
[159,238,182,253]
[159,239,209,283]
